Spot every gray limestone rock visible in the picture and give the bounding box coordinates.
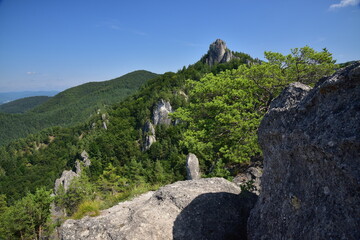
[233,162,263,195]
[81,150,91,167]
[101,113,107,121]
[203,39,235,66]
[186,153,201,180]
[75,160,82,175]
[143,120,156,136]
[248,62,360,240]
[54,170,79,194]
[142,120,156,151]
[153,99,173,125]
[143,135,156,151]
[178,90,188,101]
[60,178,257,240]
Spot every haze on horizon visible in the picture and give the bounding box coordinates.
[0,0,359,92]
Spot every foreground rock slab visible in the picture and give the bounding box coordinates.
[248,62,360,239]
[60,178,257,240]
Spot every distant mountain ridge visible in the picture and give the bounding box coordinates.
[0,70,158,145]
[0,96,51,113]
[0,91,58,105]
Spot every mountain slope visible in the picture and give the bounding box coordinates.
[31,70,157,114]
[0,40,341,240]
[0,70,158,145]
[0,96,51,113]
[0,91,58,104]
[0,40,255,204]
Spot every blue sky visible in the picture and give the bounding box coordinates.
[0,0,359,92]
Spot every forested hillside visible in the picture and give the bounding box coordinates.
[0,41,337,239]
[0,96,51,113]
[0,70,158,146]
[0,91,58,105]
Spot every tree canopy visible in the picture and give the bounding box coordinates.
[173,46,336,175]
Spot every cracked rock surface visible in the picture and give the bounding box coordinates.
[60,178,257,240]
[248,62,360,240]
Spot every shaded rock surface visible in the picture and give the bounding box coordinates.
[203,39,235,66]
[233,161,263,195]
[60,178,257,240]
[186,153,201,180]
[248,62,360,239]
[153,99,173,125]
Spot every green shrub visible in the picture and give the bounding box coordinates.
[72,200,101,219]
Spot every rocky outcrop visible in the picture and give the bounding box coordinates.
[101,113,109,130]
[60,178,257,240]
[81,150,91,167]
[142,120,156,151]
[186,153,201,180]
[141,99,173,151]
[248,62,360,239]
[233,161,263,195]
[153,99,173,125]
[52,150,92,221]
[203,39,235,66]
[54,170,79,194]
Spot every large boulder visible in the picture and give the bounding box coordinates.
[60,178,257,240]
[248,62,360,239]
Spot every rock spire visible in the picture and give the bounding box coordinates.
[203,39,235,66]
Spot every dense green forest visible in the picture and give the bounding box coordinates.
[0,96,51,113]
[0,91,58,105]
[0,46,337,239]
[0,70,158,146]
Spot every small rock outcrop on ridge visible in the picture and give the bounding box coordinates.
[142,120,156,151]
[81,150,91,167]
[142,99,173,151]
[60,178,257,240]
[153,99,173,125]
[248,62,360,239]
[52,150,92,219]
[54,170,78,194]
[203,39,235,66]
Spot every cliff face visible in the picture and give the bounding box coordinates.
[153,99,173,126]
[248,62,360,239]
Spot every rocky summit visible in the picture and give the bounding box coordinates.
[248,62,360,239]
[203,39,235,66]
[60,178,257,240]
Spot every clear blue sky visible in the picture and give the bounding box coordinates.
[0,0,359,92]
